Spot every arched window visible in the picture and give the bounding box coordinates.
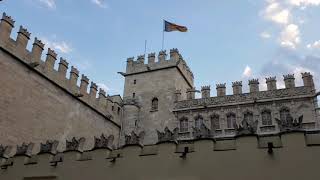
[280,108,290,123]
[151,98,158,111]
[226,113,236,128]
[261,110,272,125]
[180,117,189,132]
[211,114,220,130]
[194,115,204,129]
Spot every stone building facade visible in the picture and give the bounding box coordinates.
[1,12,320,179]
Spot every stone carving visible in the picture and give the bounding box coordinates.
[15,143,34,156]
[0,145,9,157]
[234,119,258,135]
[39,140,59,154]
[94,134,114,149]
[192,124,212,139]
[65,137,85,152]
[125,131,145,145]
[175,86,313,109]
[157,127,179,143]
[276,115,303,132]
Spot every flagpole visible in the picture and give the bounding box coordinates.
[162,20,165,50]
[144,40,147,55]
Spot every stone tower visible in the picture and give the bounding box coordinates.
[120,49,194,144]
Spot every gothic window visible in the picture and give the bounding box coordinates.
[180,117,189,133]
[194,115,204,129]
[243,111,253,122]
[211,114,220,130]
[280,108,290,123]
[151,98,158,111]
[261,110,272,126]
[226,113,236,128]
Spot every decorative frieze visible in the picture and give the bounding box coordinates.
[157,127,179,143]
[175,86,313,110]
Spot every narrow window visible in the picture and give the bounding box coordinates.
[117,107,121,115]
[211,115,220,129]
[133,79,137,84]
[133,93,135,98]
[262,110,272,126]
[151,98,158,111]
[112,106,114,111]
[280,108,290,123]
[180,118,189,132]
[194,116,203,129]
[226,113,236,128]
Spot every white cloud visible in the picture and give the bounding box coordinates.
[288,0,320,7]
[279,24,300,49]
[97,83,110,92]
[41,37,73,54]
[307,40,320,49]
[263,2,290,25]
[38,0,56,9]
[91,0,107,8]
[260,31,272,39]
[242,65,252,78]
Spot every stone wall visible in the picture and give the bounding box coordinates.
[0,13,120,150]
[1,132,320,180]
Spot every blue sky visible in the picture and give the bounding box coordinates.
[1,0,320,97]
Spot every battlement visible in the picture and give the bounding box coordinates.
[175,73,316,109]
[0,131,320,177]
[122,48,194,87]
[0,12,122,126]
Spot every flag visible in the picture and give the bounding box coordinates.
[164,20,188,32]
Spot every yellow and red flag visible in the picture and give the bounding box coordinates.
[164,20,188,32]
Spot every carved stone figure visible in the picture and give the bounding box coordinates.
[15,143,34,156]
[234,119,258,135]
[94,134,114,149]
[192,124,212,139]
[276,115,303,132]
[0,145,9,157]
[39,140,59,154]
[65,137,85,152]
[125,131,145,145]
[157,127,179,143]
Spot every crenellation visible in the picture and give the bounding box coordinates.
[137,55,145,64]
[216,83,226,97]
[266,76,277,91]
[0,13,15,43]
[58,57,69,78]
[44,48,57,72]
[89,82,98,100]
[248,78,259,93]
[80,75,89,96]
[30,37,44,66]
[69,66,79,89]
[98,88,107,106]
[201,85,211,98]
[283,74,295,89]
[232,81,242,95]
[301,72,314,89]
[186,87,197,100]
[148,53,155,63]
[158,50,166,62]
[170,48,179,61]
[16,26,30,50]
